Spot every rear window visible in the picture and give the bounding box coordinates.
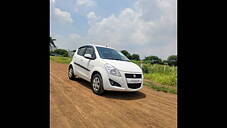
[77,47,86,56]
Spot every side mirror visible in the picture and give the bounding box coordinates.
[84,54,92,59]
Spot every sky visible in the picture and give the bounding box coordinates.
[50,0,177,60]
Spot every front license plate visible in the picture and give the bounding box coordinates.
[127,78,142,83]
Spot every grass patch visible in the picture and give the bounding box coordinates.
[143,81,177,94]
[144,73,177,87]
[132,60,177,94]
[132,61,177,87]
[50,56,72,64]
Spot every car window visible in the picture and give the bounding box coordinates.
[77,47,86,56]
[84,46,96,59]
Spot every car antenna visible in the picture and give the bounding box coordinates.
[105,42,109,47]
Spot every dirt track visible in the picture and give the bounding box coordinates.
[50,61,177,128]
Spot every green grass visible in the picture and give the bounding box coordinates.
[132,61,177,87]
[144,73,177,87]
[50,56,72,64]
[143,81,177,94]
[132,60,177,94]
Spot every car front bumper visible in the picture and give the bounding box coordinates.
[102,70,143,92]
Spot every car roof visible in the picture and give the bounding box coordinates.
[85,44,113,49]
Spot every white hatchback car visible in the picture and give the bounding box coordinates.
[68,44,143,95]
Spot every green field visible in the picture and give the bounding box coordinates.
[143,81,177,94]
[131,60,177,94]
[131,60,177,85]
[50,56,177,94]
[50,56,72,64]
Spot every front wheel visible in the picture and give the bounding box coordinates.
[68,66,75,80]
[91,74,104,95]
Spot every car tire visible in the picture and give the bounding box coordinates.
[68,66,75,80]
[91,73,104,95]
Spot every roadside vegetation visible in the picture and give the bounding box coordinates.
[132,60,177,86]
[50,49,69,57]
[132,61,177,94]
[143,81,177,94]
[50,56,72,64]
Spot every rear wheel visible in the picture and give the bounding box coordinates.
[91,73,104,95]
[68,66,75,80]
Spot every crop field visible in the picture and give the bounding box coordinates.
[50,56,177,94]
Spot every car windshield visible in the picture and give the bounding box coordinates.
[96,46,129,61]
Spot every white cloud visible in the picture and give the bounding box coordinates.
[86,11,100,25]
[76,0,96,7]
[54,8,73,23]
[87,8,147,46]
[75,0,96,13]
[51,33,89,50]
[87,12,99,20]
[86,0,176,59]
[51,0,176,59]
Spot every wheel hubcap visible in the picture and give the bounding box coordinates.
[93,77,100,92]
[69,68,72,78]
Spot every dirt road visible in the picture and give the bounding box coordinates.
[50,62,177,128]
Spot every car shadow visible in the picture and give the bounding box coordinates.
[73,78,146,100]
[102,91,146,100]
[73,78,92,90]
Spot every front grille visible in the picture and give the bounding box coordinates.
[127,83,141,89]
[125,73,142,78]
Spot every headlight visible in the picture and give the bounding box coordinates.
[104,63,121,77]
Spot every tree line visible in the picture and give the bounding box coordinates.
[50,48,177,66]
[120,50,177,66]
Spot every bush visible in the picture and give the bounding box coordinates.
[167,55,177,66]
[51,49,68,57]
[131,54,140,61]
[143,56,162,64]
[142,65,149,73]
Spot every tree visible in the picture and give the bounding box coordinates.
[131,54,140,61]
[163,60,169,65]
[50,37,57,51]
[143,56,162,64]
[167,55,177,66]
[120,50,131,59]
[50,37,56,47]
[52,49,69,57]
[142,65,149,73]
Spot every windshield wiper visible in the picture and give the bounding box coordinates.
[102,57,128,61]
[111,58,129,61]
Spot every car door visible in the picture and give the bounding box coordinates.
[73,46,87,78]
[80,46,96,80]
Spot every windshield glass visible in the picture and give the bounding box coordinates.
[96,46,129,61]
